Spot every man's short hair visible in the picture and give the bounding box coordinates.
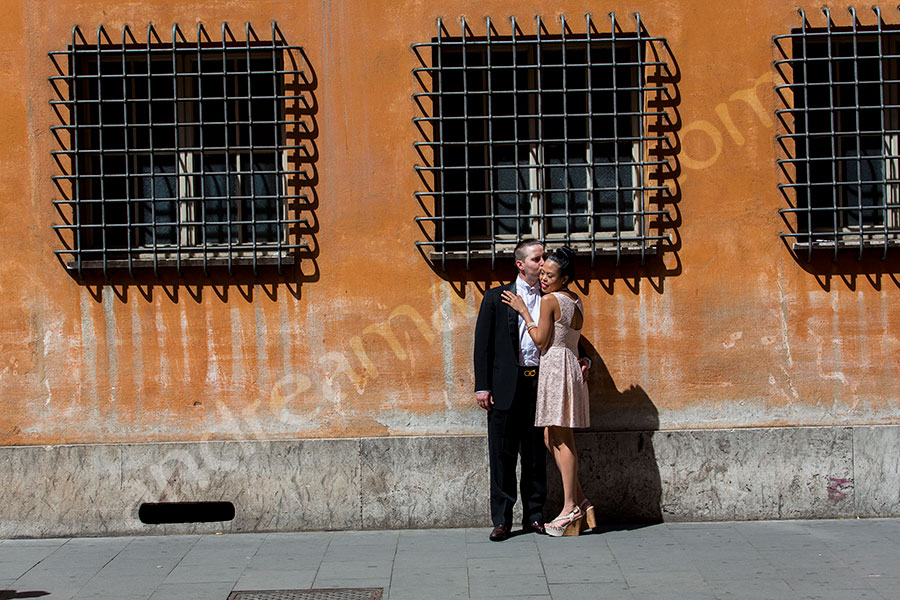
[513,239,543,263]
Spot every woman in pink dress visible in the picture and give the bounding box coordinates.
[501,246,593,536]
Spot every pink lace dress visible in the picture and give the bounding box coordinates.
[535,292,590,428]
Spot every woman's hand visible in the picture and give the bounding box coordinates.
[500,290,529,318]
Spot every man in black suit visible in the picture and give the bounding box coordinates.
[474,239,548,541]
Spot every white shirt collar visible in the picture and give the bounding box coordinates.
[516,276,540,296]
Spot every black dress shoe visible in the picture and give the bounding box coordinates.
[489,524,510,541]
[522,520,546,535]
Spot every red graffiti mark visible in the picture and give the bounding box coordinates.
[827,477,852,502]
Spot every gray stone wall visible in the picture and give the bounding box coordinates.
[1,426,898,538]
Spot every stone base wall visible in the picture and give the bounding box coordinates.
[2,426,898,538]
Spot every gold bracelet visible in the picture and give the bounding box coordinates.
[526,322,537,331]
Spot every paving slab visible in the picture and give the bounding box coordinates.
[163,563,245,584]
[148,581,235,600]
[315,558,394,580]
[542,561,626,585]
[232,568,318,590]
[0,561,41,579]
[390,584,469,599]
[549,582,634,600]
[468,573,550,597]
[706,578,796,600]
[309,578,393,593]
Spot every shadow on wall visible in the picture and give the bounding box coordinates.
[545,338,663,525]
[784,253,900,292]
[48,23,319,303]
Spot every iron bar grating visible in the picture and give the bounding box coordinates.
[49,22,315,277]
[412,13,674,269]
[775,6,900,261]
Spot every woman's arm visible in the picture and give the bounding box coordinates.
[499,290,559,351]
[528,294,559,351]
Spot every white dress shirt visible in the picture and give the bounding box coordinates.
[516,276,541,367]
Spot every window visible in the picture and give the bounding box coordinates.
[776,7,900,257]
[414,15,669,266]
[51,23,310,274]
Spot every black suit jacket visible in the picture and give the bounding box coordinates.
[473,282,524,411]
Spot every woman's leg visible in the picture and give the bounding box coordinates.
[546,426,584,519]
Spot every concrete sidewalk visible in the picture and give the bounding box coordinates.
[1,519,898,600]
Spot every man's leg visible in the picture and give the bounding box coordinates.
[487,407,520,527]
[518,377,546,525]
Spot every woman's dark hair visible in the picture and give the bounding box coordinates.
[547,245,576,282]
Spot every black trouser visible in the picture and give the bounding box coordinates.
[487,369,546,527]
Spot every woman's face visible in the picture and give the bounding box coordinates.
[539,259,568,293]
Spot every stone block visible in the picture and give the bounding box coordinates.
[545,431,664,522]
[360,435,489,529]
[0,444,121,538]
[119,439,361,534]
[0,439,361,537]
[654,427,854,520]
[852,426,900,517]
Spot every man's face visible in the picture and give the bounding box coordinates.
[516,244,545,283]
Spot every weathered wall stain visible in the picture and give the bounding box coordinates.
[827,477,852,502]
[0,1,899,447]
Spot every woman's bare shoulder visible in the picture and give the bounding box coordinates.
[540,293,561,307]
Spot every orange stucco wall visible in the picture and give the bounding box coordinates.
[1,0,898,446]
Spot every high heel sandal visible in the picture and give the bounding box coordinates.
[545,506,584,537]
[579,499,597,532]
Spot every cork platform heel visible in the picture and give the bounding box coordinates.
[579,499,597,532]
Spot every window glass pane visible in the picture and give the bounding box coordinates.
[199,155,239,245]
[242,153,281,243]
[148,60,177,150]
[807,141,838,232]
[842,136,886,227]
[247,58,279,148]
[545,143,589,234]
[198,56,230,149]
[98,58,126,151]
[487,48,530,142]
[592,142,634,232]
[493,145,531,236]
[591,47,637,142]
[440,145,478,240]
[136,157,178,246]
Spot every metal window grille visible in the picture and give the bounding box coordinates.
[775,6,900,261]
[50,22,312,277]
[413,14,671,269]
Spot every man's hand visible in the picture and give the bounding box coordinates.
[578,357,591,382]
[476,391,493,410]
